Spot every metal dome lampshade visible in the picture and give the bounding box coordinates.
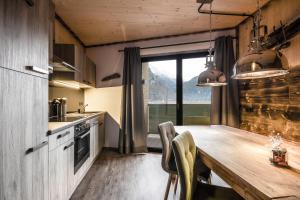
[232,48,289,80]
[232,0,289,80]
[196,1,227,87]
[197,55,227,86]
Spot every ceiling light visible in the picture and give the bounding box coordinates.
[232,0,289,80]
[197,1,227,87]
[53,80,80,90]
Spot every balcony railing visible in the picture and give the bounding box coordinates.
[146,103,211,133]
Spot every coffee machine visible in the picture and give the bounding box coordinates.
[49,98,67,118]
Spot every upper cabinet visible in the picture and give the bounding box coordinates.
[1,0,50,78]
[83,56,96,87]
[53,44,81,72]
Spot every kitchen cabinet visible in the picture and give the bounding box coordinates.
[52,43,85,83]
[90,120,99,161]
[90,115,105,161]
[83,56,96,87]
[99,120,105,153]
[0,68,49,200]
[1,0,50,78]
[49,138,75,200]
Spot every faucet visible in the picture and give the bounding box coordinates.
[78,103,88,113]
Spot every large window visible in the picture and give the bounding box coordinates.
[142,52,211,134]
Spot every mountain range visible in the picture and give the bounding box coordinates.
[147,69,211,104]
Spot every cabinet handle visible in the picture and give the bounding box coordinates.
[25,66,49,75]
[64,142,74,150]
[57,131,70,139]
[25,141,48,155]
[62,61,79,72]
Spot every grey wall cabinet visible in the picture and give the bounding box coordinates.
[1,0,50,78]
[0,68,49,200]
[83,56,96,87]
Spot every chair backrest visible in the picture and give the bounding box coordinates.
[172,131,198,200]
[158,121,177,173]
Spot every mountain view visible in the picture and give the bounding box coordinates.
[147,68,211,104]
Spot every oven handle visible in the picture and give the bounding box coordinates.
[76,131,90,139]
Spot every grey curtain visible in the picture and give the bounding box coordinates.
[119,47,147,154]
[211,36,240,128]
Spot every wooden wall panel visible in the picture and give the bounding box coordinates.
[238,0,300,142]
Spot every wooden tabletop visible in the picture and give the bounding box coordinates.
[174,125,300,200]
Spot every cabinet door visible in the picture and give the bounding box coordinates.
[2,0,49,78]
[49,144,68,200]
[94,123,100,157]
[90,124,96,161]
[83,56,96,87]
[99,122,105,153]
[67,139,76,198]
[0,68,48,200]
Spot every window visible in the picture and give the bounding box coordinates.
[142,52,211,134]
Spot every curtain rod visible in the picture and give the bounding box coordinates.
[118,37,236,52]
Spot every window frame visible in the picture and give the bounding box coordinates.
[141,51,210,126]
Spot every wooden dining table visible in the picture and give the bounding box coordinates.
[174,125,300,200]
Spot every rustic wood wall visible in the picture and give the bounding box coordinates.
[238,0,300,142]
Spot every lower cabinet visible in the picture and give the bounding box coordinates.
[49,138,74,200]
[0,68,49,200]
[99,121,105,153]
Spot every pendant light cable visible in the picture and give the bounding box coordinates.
[208,1,212,62]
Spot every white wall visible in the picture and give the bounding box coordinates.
[84,86,122,148]
[85,29,236,148]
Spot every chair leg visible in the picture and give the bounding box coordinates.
[164,174,172,200]
[173,175,178,194]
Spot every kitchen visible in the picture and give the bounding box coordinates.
[1,0,300,200]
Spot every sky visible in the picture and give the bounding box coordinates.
[148,57,207,81]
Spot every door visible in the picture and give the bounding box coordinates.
[142,59,177,134]
[99,121,105,153]
[49,143,69,200]
[0,68,49,200]
[49,138,74,200]
[1,0,50,77]
[142,52,211,136]
[182,57,211,125]
[93,122,100,158]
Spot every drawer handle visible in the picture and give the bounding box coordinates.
[99,122,103,126]
[25,141,48,155]
[25,66,49,75]
[64,142,74,150]
[57,131,70,139]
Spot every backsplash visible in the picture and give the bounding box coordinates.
[49,86,84,112]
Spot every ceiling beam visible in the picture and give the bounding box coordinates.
[86,27,236,48]
[55,13,86,47]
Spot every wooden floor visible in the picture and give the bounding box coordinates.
[71,149,227,200]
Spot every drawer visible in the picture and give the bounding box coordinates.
[49,126,74,151]
[90,117,99,125]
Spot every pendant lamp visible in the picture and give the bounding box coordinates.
[231,0,289,80]
[197,1,227,87]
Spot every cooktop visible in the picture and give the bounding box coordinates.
[49,116,84,122]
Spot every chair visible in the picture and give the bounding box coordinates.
[172,131,243,200]
[158,121,179,200]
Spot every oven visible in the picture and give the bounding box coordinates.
[74,121,90,173]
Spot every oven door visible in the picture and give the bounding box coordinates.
[74,129,90,173]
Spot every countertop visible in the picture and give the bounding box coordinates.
[48,111,105,135]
